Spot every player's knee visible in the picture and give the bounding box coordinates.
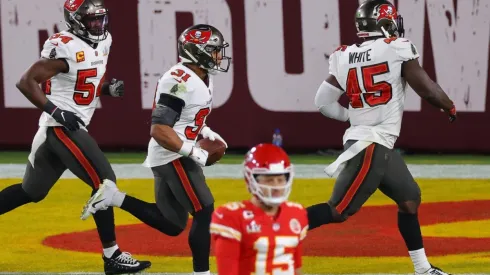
[28,191,48,203]
[398,200,419,214]
[331,207,348,223]
[21,184,48,203]
[165,223,186,236]
[156,216,186,236]
[193,204,214,224]
[337,212,349,223]
[161,212,187,236]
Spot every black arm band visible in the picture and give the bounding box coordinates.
[151,105,180,126]
[158,94,185,114]
[43,100,58,115]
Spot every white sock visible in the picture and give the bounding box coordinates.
[409,248,431,273]
[112,191,126,207]
[103,244,119,258]
[194,271,210,275]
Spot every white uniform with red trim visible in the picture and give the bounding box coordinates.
[328,38,419,149]
[143,63,214,167]
[211,200,308,275]
[39,30,112,127]
[28,31,111,167]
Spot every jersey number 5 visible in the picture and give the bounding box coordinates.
[185,108,210,140]
[346,62,392,108]
[74,69,105,105]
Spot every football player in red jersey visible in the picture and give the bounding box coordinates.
[211,144,308,275]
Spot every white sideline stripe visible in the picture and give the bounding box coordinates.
[0,164,490,179]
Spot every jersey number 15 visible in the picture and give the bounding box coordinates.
[346,62,392,108]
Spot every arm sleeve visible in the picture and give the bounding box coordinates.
[294,241,303,269]
[211,205,242,275]
[215,236,241,275]
[314,81,349,122]
[295,207,309,268]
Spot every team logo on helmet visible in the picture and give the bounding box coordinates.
[64,0,84,12]
[184,29,212,45]
[377,4,397,22]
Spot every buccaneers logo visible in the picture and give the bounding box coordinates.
[377,4,397,22]
[64,0,84,12]
[184,29,212,45]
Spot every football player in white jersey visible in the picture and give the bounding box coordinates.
[83,24,231,275]
[306,1,455,275]
[0,1,150,274]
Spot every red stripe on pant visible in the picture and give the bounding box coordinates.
[335,144,375,214]
[172,159,202,212]
[53,128,101,189]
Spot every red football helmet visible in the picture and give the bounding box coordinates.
[243,143,294,206]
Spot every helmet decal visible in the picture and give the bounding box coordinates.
[64,0,84,12]
[184,29,212,45]
[377,4,398,22]
[178,24,231,73]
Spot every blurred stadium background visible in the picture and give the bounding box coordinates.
[0,0,489,274]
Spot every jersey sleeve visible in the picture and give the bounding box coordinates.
[328,51,339,78]
[328,45,348,78]
[390,38,420,62]
[155,74,194,107]
[40,34,73,61]
[106,32,113,50]
[294,241,303,269]
[285,202,309,269]
[294,204,309,241]
[210,204,243,242]
[214,236,241,275]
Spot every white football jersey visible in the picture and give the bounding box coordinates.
[329,37,419,149]
[38,30,112,127]
[144,63,214,167]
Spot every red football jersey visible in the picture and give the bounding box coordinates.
[211,200,308,275]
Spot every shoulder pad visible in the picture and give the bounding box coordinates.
[285,201,304,210]
[210,202,245,242]
[386,38,420,61]
[40,33,75,60]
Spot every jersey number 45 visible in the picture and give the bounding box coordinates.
[346,62,392,108]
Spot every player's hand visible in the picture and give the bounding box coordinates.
[51,108,85,131]
[189,147,209,167]
[200,126,228,148]
[108,78,124,97]
[445,105,457,123]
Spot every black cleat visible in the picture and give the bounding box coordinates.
[103,250,151,275]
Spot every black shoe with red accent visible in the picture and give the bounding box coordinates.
[103,250,151,275]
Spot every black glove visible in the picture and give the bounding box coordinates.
[44,100,85,131]
[107,78,124,97]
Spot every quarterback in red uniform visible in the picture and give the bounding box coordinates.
[211,144,308,275]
